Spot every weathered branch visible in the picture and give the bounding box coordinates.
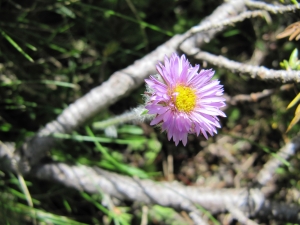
[28,162,299,223]
[193,51,300,83]
[2,135,300,223]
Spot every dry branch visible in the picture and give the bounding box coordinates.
[1,137,300,222]
[194,51,300,83]
[28,162,299,223]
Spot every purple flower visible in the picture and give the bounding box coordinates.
[145,53,226,146]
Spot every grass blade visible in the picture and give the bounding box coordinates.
[0,29,34,62]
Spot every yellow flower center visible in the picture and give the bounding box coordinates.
[174,85,196,112]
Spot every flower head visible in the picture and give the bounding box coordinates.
[145,53,226,146]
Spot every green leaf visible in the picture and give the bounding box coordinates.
[0,29,34,62]
[287,92,300,109]
[117,125,144,135]
[289,48,298,68]
[56,5,76,19]
[286,103,300,132]
[141,109,149,115]
[291,0,298,5]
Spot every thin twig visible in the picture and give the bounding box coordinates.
[180,10,269,46]
[224,84,293,106]
[92,106,153,130]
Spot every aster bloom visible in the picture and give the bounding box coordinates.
[145,53,226,146]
